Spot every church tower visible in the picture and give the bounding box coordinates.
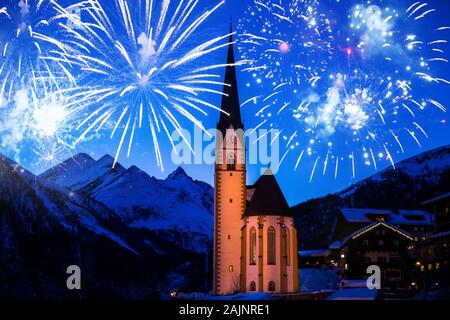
[213,28,246,295]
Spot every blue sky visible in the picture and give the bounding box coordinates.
[1,0,449,205]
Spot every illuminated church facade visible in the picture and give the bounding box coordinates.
[213,32,299,296]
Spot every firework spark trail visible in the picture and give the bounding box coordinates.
[294,149,305,171]
[334,156,339,179]
[309,155,319,182]
[369,148,377,170]
[52,0,231,170]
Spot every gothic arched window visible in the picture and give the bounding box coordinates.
[250,281,256,291]
[268,281,276,292]
[250,227,257,265]
[267,226,276,265]
[227,153,235,171]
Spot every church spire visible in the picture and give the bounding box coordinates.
[217,22,243,134]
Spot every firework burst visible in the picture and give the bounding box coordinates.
[0,0,73,94]
[0,1,79,168]
[341,1,450,89]
[0,75,79,170]
[243,0,448,181]
[51,0,232,170]
[237,0,334,85]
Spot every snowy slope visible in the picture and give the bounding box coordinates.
[0,154,210,298]
[0,154,136,254]
[40,154,126,194]
[39,154,214,252]
[291,145,450,250]
[339,145,450,198]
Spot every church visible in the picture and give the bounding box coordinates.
[213,31,299,296]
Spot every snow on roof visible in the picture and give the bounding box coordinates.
[341,280,368,288]
[421,192,450,206]
[298,249,331,257]
[326,288,378,300]
[392,210,433,226]
[340,208,432,226]
[341,208,391,223]
[341,222,413,246]
[431,230,450,239]
[329,241,341,249]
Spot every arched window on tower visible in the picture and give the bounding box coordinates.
[227,153,235,171]
[268,226,276,265]
[268,281,276,292]
[250,281,256,291]
[250,227,257,265]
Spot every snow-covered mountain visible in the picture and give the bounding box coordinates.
[0,154,211,298]
[291,145,450,250]
[39,154,214,253]
[339,145,450,198]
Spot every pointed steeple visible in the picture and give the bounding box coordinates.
[217,22,243,134]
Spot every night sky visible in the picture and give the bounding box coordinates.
[0,0,449,205]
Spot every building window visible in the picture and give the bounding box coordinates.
[228,265,233,272]
[250,281,256,291]
[250,228,257,265]
[428,264,433,271]
[378,240,384,247]
[229,198,233,203]
[363,240,369,247]
[436,262,440,270]
[268,281,276,292]
[227,154,235,171]
[228,235,231,240]
[393,240,399,247]
[268,226,276,265]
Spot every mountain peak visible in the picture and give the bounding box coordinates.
[97,154,115,165]
[73,153,94,162]
[127,165,144,175]
[167,166,188,180]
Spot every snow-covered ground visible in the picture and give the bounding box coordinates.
[300,267,340,292]
[175,292,272,300]
[326,288,378,300]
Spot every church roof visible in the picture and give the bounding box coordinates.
[217,24,243,135]
[244,168,291,217]
[340,222,413,247]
